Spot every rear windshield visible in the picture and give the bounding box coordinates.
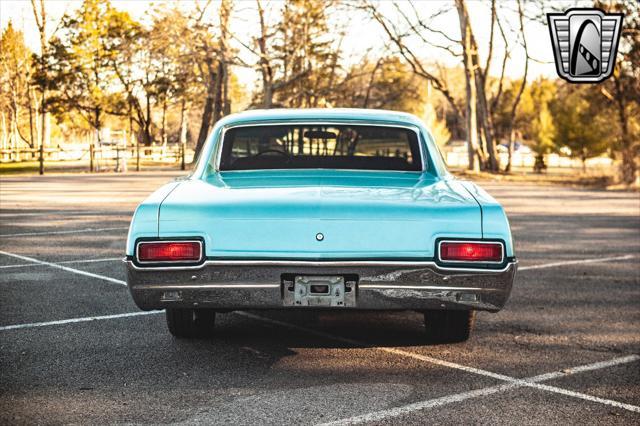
[218,125,422,171]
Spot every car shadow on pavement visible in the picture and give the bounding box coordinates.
[205,310,434,349]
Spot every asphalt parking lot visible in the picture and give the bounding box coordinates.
[1,171,638,424]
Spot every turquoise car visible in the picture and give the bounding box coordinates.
[125,109,517,342]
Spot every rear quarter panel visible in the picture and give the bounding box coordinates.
[460,181,515,258]
[125,181,182,256]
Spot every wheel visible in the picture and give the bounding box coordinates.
[423,310,475,343]
[166,308,216,338]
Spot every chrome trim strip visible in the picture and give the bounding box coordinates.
[212,121,427,173]
[125,259,516,274]
[137,284,281,290]
[135,240,204,265]
[358,285,494,291]
[437,240,505,265]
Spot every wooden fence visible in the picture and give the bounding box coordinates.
[0,143,192,173]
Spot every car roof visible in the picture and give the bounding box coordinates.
[216,108,424,128]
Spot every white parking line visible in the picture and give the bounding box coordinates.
[0,250,126,286]
[2,249,639,415]
[0,311,161,331]
[0,257,122,269]
[0,226,128,237]
[321,355,640,425]
[323,383,519,425]
[238,313,640,416]
[519,254,637,271]
[4,309,636,419]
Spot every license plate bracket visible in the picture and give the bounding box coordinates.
[283,275,356,307]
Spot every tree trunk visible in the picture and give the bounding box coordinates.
[363,57,383,108]
[28,88,35,148]
[505,0,529,173]
[456,0,481,172]
[143,93,152,146]
[223,65,230,115]
[507,130,515,172]
[193,63,217,161]
[613,73,636,184]
[94,106,101,143]
[216,0,231,118]
[31,0,48,174]
[534,153,546,173]
[458,0,497,172]
[263,82,273,108]
[10,106,18,149]
[179,99,188,145]
[213,61,224,123]
[161,97,167,146]
[256,0,274,108]
[1,112,6,149]
[33,92,41,152]
[475,75,498,171]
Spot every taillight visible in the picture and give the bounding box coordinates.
[439,242,503,262]
[137,241,202,263]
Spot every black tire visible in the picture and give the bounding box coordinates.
[424,310,475,343]
[166,308,216,338]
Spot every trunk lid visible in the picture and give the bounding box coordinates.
[158,170,481,259]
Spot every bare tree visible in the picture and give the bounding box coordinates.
[505,0,529,172]
[364,0,499,171]
[214,0,233,122]
[364,2,462,119]
[30,0,48,175]
[455,0,483,171]
[255,0,275,108]
[192,0,234,161]
[456,0,499,171]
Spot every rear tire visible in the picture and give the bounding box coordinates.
[424,310,475,343]
[166,308,216,338]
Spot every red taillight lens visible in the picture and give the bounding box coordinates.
[440,242,503,262]
[138,241,201,262]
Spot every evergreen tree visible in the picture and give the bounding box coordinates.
[47,0,122,141]
[552,85,610,171]
[272,0,338,108]
[528,79,556,172]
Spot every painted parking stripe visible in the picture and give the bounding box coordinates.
[0,226,128,237]
[238,313,640,415]
[3,312,637,419]
[0,297,638,415]
[321,355,640,425]
[519,254,636,271]
[1,249,639,413]
[323,383,518,425]
[0,250,126,286]
[0,311,161,331]
[527,354,640,381]
[0,257,122,269]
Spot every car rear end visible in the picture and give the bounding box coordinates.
[124,110,517,341]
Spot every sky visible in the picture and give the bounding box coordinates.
[0,0,593,89]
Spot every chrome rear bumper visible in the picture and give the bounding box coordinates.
[125,260,517,312]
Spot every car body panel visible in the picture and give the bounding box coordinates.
[126,181,181,252]
[459,180,515,256]
[125,108,516,313]
[153,170,482,259]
